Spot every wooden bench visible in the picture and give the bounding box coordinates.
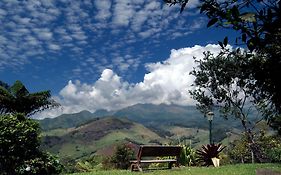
[130,145,182,171]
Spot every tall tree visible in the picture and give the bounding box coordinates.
[164,0,281,134]
[190,48,265,162]
[0,80,59,117]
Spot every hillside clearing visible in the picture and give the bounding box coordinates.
[67,163,281,175]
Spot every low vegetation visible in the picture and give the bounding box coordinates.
[68,163,281,175]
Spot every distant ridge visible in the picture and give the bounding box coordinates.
[38,103,241,131]
[39,110,96,130]
[114,103,206,127]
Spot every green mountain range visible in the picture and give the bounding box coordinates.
[39,104,243,161]
[41,117,166,160]
[39,103,240,131]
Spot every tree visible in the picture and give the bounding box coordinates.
[0,113,63,174]
[164,0,281,134]
[110,144,135,169]
[189,47,266,162]
[0,80,59,117]
[228,129,281,163]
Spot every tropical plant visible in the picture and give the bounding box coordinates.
[179,145,197,166]
[196,143,226,166]
[73,155,103,172]
[0,113,63,174]
[0,80,59,117]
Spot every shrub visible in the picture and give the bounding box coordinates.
[258,135,281,163]
[74,155,103,172]
[179,145,197,166]
[102,144,135,170]
[228,133,281,163]
[18,152,63,175]
[0,113,63,175]
[110,144,135,169]
[267,147,281,162]
[227,136,252,163]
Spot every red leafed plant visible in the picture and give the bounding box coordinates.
[196,143,226,166]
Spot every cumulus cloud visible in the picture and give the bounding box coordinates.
[39,44,222,118]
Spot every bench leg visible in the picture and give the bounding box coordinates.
[130,163,135,171]
[137,165,143,172]
[131,163,142,172]
[168,162,173,169]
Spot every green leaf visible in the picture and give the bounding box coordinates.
[207,18,218,28]
[242,33,247,42]
[200,4,207,13]
[218,41,224,48]
[180,2,187,13]
[223,37,228,47]
[247,39,255,51]
[231,5,240,18]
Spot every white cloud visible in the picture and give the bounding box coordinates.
[48,43,61,50]
[0,0,204,74]
[39,44,222,118]
[33,28,53,41]
[112,0,136,27]
[94,0,112,21]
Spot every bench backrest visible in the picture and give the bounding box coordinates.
[137,145,182,159]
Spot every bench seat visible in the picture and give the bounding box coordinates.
[130,145,182,171]
[130,159,177,164]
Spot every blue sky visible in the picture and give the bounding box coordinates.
[0,0,237,118]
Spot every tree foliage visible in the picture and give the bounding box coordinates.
[110,144,135,169]
[0,113,63,174]
[189,47,266,162]
[228,132,281,163]
[164,0,281,134]
[0,80,59,117]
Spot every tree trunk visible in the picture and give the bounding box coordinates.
[251,149,255,163]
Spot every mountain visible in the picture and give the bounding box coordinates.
[39,110,96,130]
[114,103,206,127]
[39,103,241,131]
[39,109,115,131]
[40,104,243,161]
[41,117,165,160]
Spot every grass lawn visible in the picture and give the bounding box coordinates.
[67,163,281,175]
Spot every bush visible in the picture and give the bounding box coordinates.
[227,137,252,163]
[110,144,135,169]
[18,152,63,175]
[258,135,281,163]
[0,113,63,174]
[73,155,103,172]
[179,145,197,166]
[227,133,281,163]
[102,144,135,170]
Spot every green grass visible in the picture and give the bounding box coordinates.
[67,163,281,175]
